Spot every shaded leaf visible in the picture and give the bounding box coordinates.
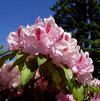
[12,54,27,68]
[39,61,61,88]
[26,57,38,72]
[57,67,67,89]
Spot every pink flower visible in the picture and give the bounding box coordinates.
[35,17,44,25]
[7,16,94,77]
[90,93,100,101]
[76,72,93,84]
[90,97,100,101]
[7,16,74,59]
[44,16,56,34]
[7,32,20,50]
[20,25,41,55]
[62,38,80,68]
[56,92,75,101]
[40,16,64,54]
[75,51,94,74]
[51,36,80,67]
[0,63,20,90]
[7,26,25,51]
[88,78,100,87]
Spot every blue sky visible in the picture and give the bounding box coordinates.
[0,0,55,47]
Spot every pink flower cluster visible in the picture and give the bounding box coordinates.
[56,92,75,101]
[88,78,100,87]
[90,93,100,101]
[7,16,94,83]
[0,63,20,90]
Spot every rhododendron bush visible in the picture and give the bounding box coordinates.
[0,16,100,101]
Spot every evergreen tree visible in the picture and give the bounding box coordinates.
[51,0,100,79]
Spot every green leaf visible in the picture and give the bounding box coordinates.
[0,45,3,53]
[73,86,84,101]
[21,63,35,85]
[0,51,17,67]
[37,56,47,66]
[62,66,74,91]
[63,67,73,79]
[15,52,24,59]
[85,85,100,93]
[0,50,11,57]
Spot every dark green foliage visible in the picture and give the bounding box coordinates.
[51,0,100,79]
